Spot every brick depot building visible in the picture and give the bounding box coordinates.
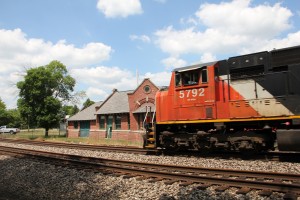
[67,78,159,146]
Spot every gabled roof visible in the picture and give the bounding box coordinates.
[128,78,159,95]
[68,101,103,121]
[96,89,133,114]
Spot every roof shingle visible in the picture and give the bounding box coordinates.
[96,90,132,114]
[68,101,103,121]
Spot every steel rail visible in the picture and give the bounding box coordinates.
[0,138,158,155]
[0,145,299,197]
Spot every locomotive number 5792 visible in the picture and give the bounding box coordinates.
[178,88,205,99]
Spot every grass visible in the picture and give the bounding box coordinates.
[0,128,143,147]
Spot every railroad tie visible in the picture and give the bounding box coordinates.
[236,187,251,195]
[123,174,136,179]
[179,181,194,186]
[148,177,165,183]
[283,193,298,200]
[164,180,179,185]
[196,183,211,190]
[258,189,273,196]
[135,176,149,181]
[215,185,230,192]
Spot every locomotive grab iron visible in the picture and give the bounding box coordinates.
[146,45,300,153]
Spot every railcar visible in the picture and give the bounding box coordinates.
[146,46,300,152]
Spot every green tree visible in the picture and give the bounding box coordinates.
[0,98,21,127]
[0,98,6,110]
[17,60,76,136]
[62,104,80,117]
[72,105,80,115]
[0,98,10,126]
[82,98,95,110]
[6,109,22,128]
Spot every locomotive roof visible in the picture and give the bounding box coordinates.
[173,61,217,72]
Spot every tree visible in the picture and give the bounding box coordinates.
[17,60,76,136]
[62,104,80,117]
[0,98,6,110]
[82,98,95,110]
[6,109,22,128]
[72,105,80,115]
[0,98,21,127]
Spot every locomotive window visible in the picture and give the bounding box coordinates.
[182,70,199,86]
[175,73,182,87]
[201,67,208,83]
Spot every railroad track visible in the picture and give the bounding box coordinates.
[0,145,299,199]
[0,138,158,155]
[1,138,299,163]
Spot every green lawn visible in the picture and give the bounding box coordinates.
[0,128,143,147]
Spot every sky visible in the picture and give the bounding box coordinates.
[0,0,300,108]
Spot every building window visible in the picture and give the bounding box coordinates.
[99,116,105,129]
[138,113,145,130]
[115,115,121,130]
[143,85,151,93]
[128,114,130,130]
[74,121,78,129]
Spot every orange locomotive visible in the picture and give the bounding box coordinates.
[146,46,300,152]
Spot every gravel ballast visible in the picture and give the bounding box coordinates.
[0,142,299,200]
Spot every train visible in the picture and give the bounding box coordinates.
[145,45,300,152]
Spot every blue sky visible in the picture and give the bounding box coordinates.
[1,0,300,108]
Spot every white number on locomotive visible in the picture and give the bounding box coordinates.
[179,88,205,98]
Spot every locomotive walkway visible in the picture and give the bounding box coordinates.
[0,145,299,199]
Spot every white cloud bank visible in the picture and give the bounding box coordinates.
[0,28,112,108]
[155,0,300,69]
[71,66,171,102]
[97,0,143,18]
[0,28,170,108]
[0,29,112,72]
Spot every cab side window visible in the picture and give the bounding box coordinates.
[201,67,208,83]
[175,67,208,87]
[183,70,199,86]
[175,73,182,87]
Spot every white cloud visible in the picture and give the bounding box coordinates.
[130,34,151,43]
[0,28,113,108]
[97,0,143,18]
[72,66,171,102]
[86,87,108,101]
[71,66,134,89]
[155,0,298,59]
[142,71,171,87]
[161,57,187,70]
[200,53,217,63]
[196,0,292,38]
[0,29,112,70]
[254,31,300,52]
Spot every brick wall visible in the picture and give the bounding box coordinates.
[68,129,79,138]
[121,114,129,130]
[128,79,159,131]
[90,120,97,129]
[89,130,106,140]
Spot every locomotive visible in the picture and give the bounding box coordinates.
[146,45,300,152]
